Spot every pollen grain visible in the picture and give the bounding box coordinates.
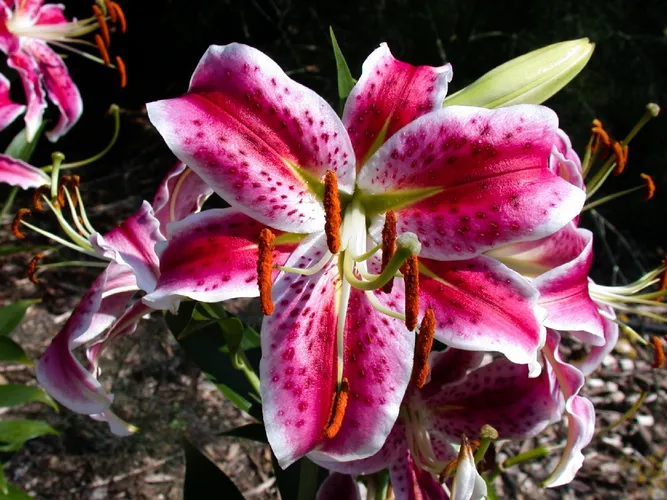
[323,170,341,254]
[257,228,275,315]
[412,308,435,388]
[403,255,420,330]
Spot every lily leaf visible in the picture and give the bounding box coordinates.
[183,439,244,500]
[0,419,58,452]
[218,423,267,443]
[4,126,42,162]
[0,300,40,337]
[0,483,32,500]
[329,27,356,100]
[0,338,31,365]
[0,384,58,411]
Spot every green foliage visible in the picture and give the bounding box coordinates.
[329,27,357,102]
[164,301,262,421]
[0,300,40,337]
[0,384,57,411]
[218,423,267,443]
[0,338,30,365]
[0,420,58,453]
[183,439,244,499]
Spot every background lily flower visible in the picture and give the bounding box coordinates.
[146,42,586,468]
[0,0,126,141]
[0,150,50,188]
[35,162,211,433]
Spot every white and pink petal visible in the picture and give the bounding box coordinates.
[147,43,355,234]
[0,72,25,131]
[0,152,49,189]
[8,49,46,142]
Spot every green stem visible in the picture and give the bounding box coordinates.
[0,187,20,219]
[594,391,648,438]
[375,469,390,500]
[474,436,493,465]
[297,457,319,500]
[502,445,552,469]
[231,351,261,396]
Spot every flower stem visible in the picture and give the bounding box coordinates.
[0,187,20,219]
[502,445,552,469]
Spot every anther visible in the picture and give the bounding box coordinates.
[323,378,349,439]
[109,2,127,33]
[27,253,44,284]
[12,208,31,239]
[257,228,275,315]
[56,183,66,208]
[103,0,117,22]
[591,119,611,154]
[612,141,629,175]
[32,185,49,212]
[92,5,111,47]
[381,210,397,293]
[323,170,341,254]
[412,308,435,388]
[651,336,665,369]
[116,56,127,88]
[403,255,420,330]
[640,173,655,201]
[94,34,111,66]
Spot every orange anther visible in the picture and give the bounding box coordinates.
[257,228,275,316]
[32,185,49,212]
[403,255,420,331]
[92,5,110,47]
[323,170,341,254]
[12,208,31,239]
[94,34,111,66]
[103,0,117,22]
[381,210,397,293]
[651,336,665,369]
[323,378,349,439]
[591,119,611,154]
[612,141,629,176]
[109,2,126,33]
[640,173,655,201]
[27,253,44,284]
[412,308,435,388]
[115,56,127,88]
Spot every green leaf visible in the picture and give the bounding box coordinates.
[272,454,328,500]
[0,300,41,337]
[0,467,7,495]
[0,419,58,452]
[329,27,356,100]
[0,338,31,365]
[0,484,32,500]
[218,423,267,443]
[218,317,244,353]
[0,384,58,411]
[165,309,263,421]
[183,439,244,500]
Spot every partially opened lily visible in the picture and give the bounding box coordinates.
[0,0,127,141]
[145,42,585,467]
[310,348,562,499]
[35,162,212,433]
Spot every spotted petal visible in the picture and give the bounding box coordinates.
[91,201,165,293]
[0,152,49,188]
[550,129,584,190]
[419,255,546,368]
[142,208,296,313]
[359,105,586,260]
[7,49,46,142]
[425,357,559,441]
[316,473,361,500]
[151,161,213,236]
[343,42,452,166]
[35,2,67,25]
[147,43,355,234]
[35,264,137,416]
[0,72,24,131]
[25,40,82,141]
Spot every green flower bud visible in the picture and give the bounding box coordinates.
[444,38,594,108]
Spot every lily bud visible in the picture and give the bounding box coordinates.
[444,38,594,108]
[451,435,488,500]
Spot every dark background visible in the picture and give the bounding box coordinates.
[5,0,667,269]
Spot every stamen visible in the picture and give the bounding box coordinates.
[92,5,111,47]
[381,210,397,293]
[257,228,275,315]
[612,141,629,176]
[27,253,44,284]
[109,2,127,33]
[590,119,611,154]
[412,308,435,388]
[404,255,420,330]
[651,336,665,369]
[32,185,49,212]
[94,34,111,66]
[12,209,31,239]
[116,56,127,88]
[641,173,655,201]
[323,377,349,439]
[323,170,341,254]
[56,182,66,208]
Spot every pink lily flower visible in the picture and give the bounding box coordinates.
[35,163,212,433]
[0,150,50,188]
[310,348,562,499]
[0,72,25,129]
[0,0,125,141]
[145,42,585,467]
